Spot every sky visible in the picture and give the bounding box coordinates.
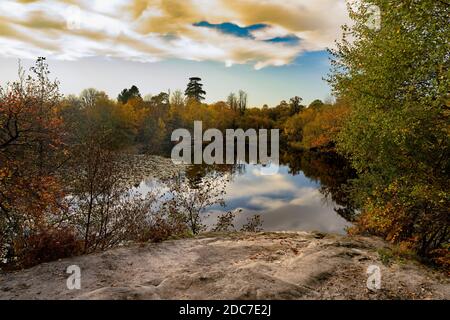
[0,0,350,107]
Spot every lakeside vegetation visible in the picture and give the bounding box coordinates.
[0,0,448,271]
[329,0,449,268]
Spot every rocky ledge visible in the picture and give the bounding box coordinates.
[0,232,448,300]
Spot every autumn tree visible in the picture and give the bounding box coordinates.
[167,89,186,139]
[65,129,154,252]
[0,58,67,266]
[301,101,350,149]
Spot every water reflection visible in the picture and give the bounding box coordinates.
[139,151,356,235]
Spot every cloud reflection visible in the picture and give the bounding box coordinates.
[206,164,352,234]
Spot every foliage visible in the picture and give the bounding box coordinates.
[0,58,67,268]
[240,215,263,232]
[289,96,304,115]
[66,140,143,252]
[301,100,351,149]
[12,226,83,270]
[283,100,350,150]
[117,85,141,104]
[12,39,448,271]
[329,0,450,257]
[143,210,191,243]
[430,244,450,274]
[212,210,238,232]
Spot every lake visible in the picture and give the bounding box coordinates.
[136,151,357,235]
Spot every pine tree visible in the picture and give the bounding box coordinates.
[118,85,141,104]
[185,77,206,102]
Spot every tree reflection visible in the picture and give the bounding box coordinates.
[280,149,358,221]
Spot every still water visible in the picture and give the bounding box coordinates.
[138,151,356,235]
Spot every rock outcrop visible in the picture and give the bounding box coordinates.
[0,232,448,300]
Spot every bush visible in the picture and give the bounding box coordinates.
[430,245,450,274]
[11,227,83,270]
[240,215,263,233]
[212,211,238,232]
[139,212,190,243]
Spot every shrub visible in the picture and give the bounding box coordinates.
[240,215,263,233]
[212,211,239,232]
[11,227,83,270]
[139,211,190,243]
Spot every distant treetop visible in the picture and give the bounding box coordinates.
[118,85,141,104]
[185,77,206,102]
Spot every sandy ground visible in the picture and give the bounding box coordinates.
[0,232,448,300]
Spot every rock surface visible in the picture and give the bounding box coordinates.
[0,232,448,300]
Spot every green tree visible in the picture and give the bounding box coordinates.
[118,85,141,104]
[308,99,324,110]
[329,0,449,256]
[185,77,206,102]
[289,96,304,115]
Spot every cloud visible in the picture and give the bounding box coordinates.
[0,0,349,68]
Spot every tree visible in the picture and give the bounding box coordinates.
[170,89,185,109]
[185,77,206,102]
[238,90,248,115]
[0,58,66,266]
[167,89,186,140]
[80,88,107,109]
[227,92,238,111]
[289,96,303,115]
[308,99,324,110]
[329,0,449,256]
[150,92,169,107]
[135,91,171,154]
[66,130,153,252]
[301,101,350,149]
[117,85,141,104]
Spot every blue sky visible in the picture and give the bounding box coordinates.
[0,0,348,107]
[0,51,332,107]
